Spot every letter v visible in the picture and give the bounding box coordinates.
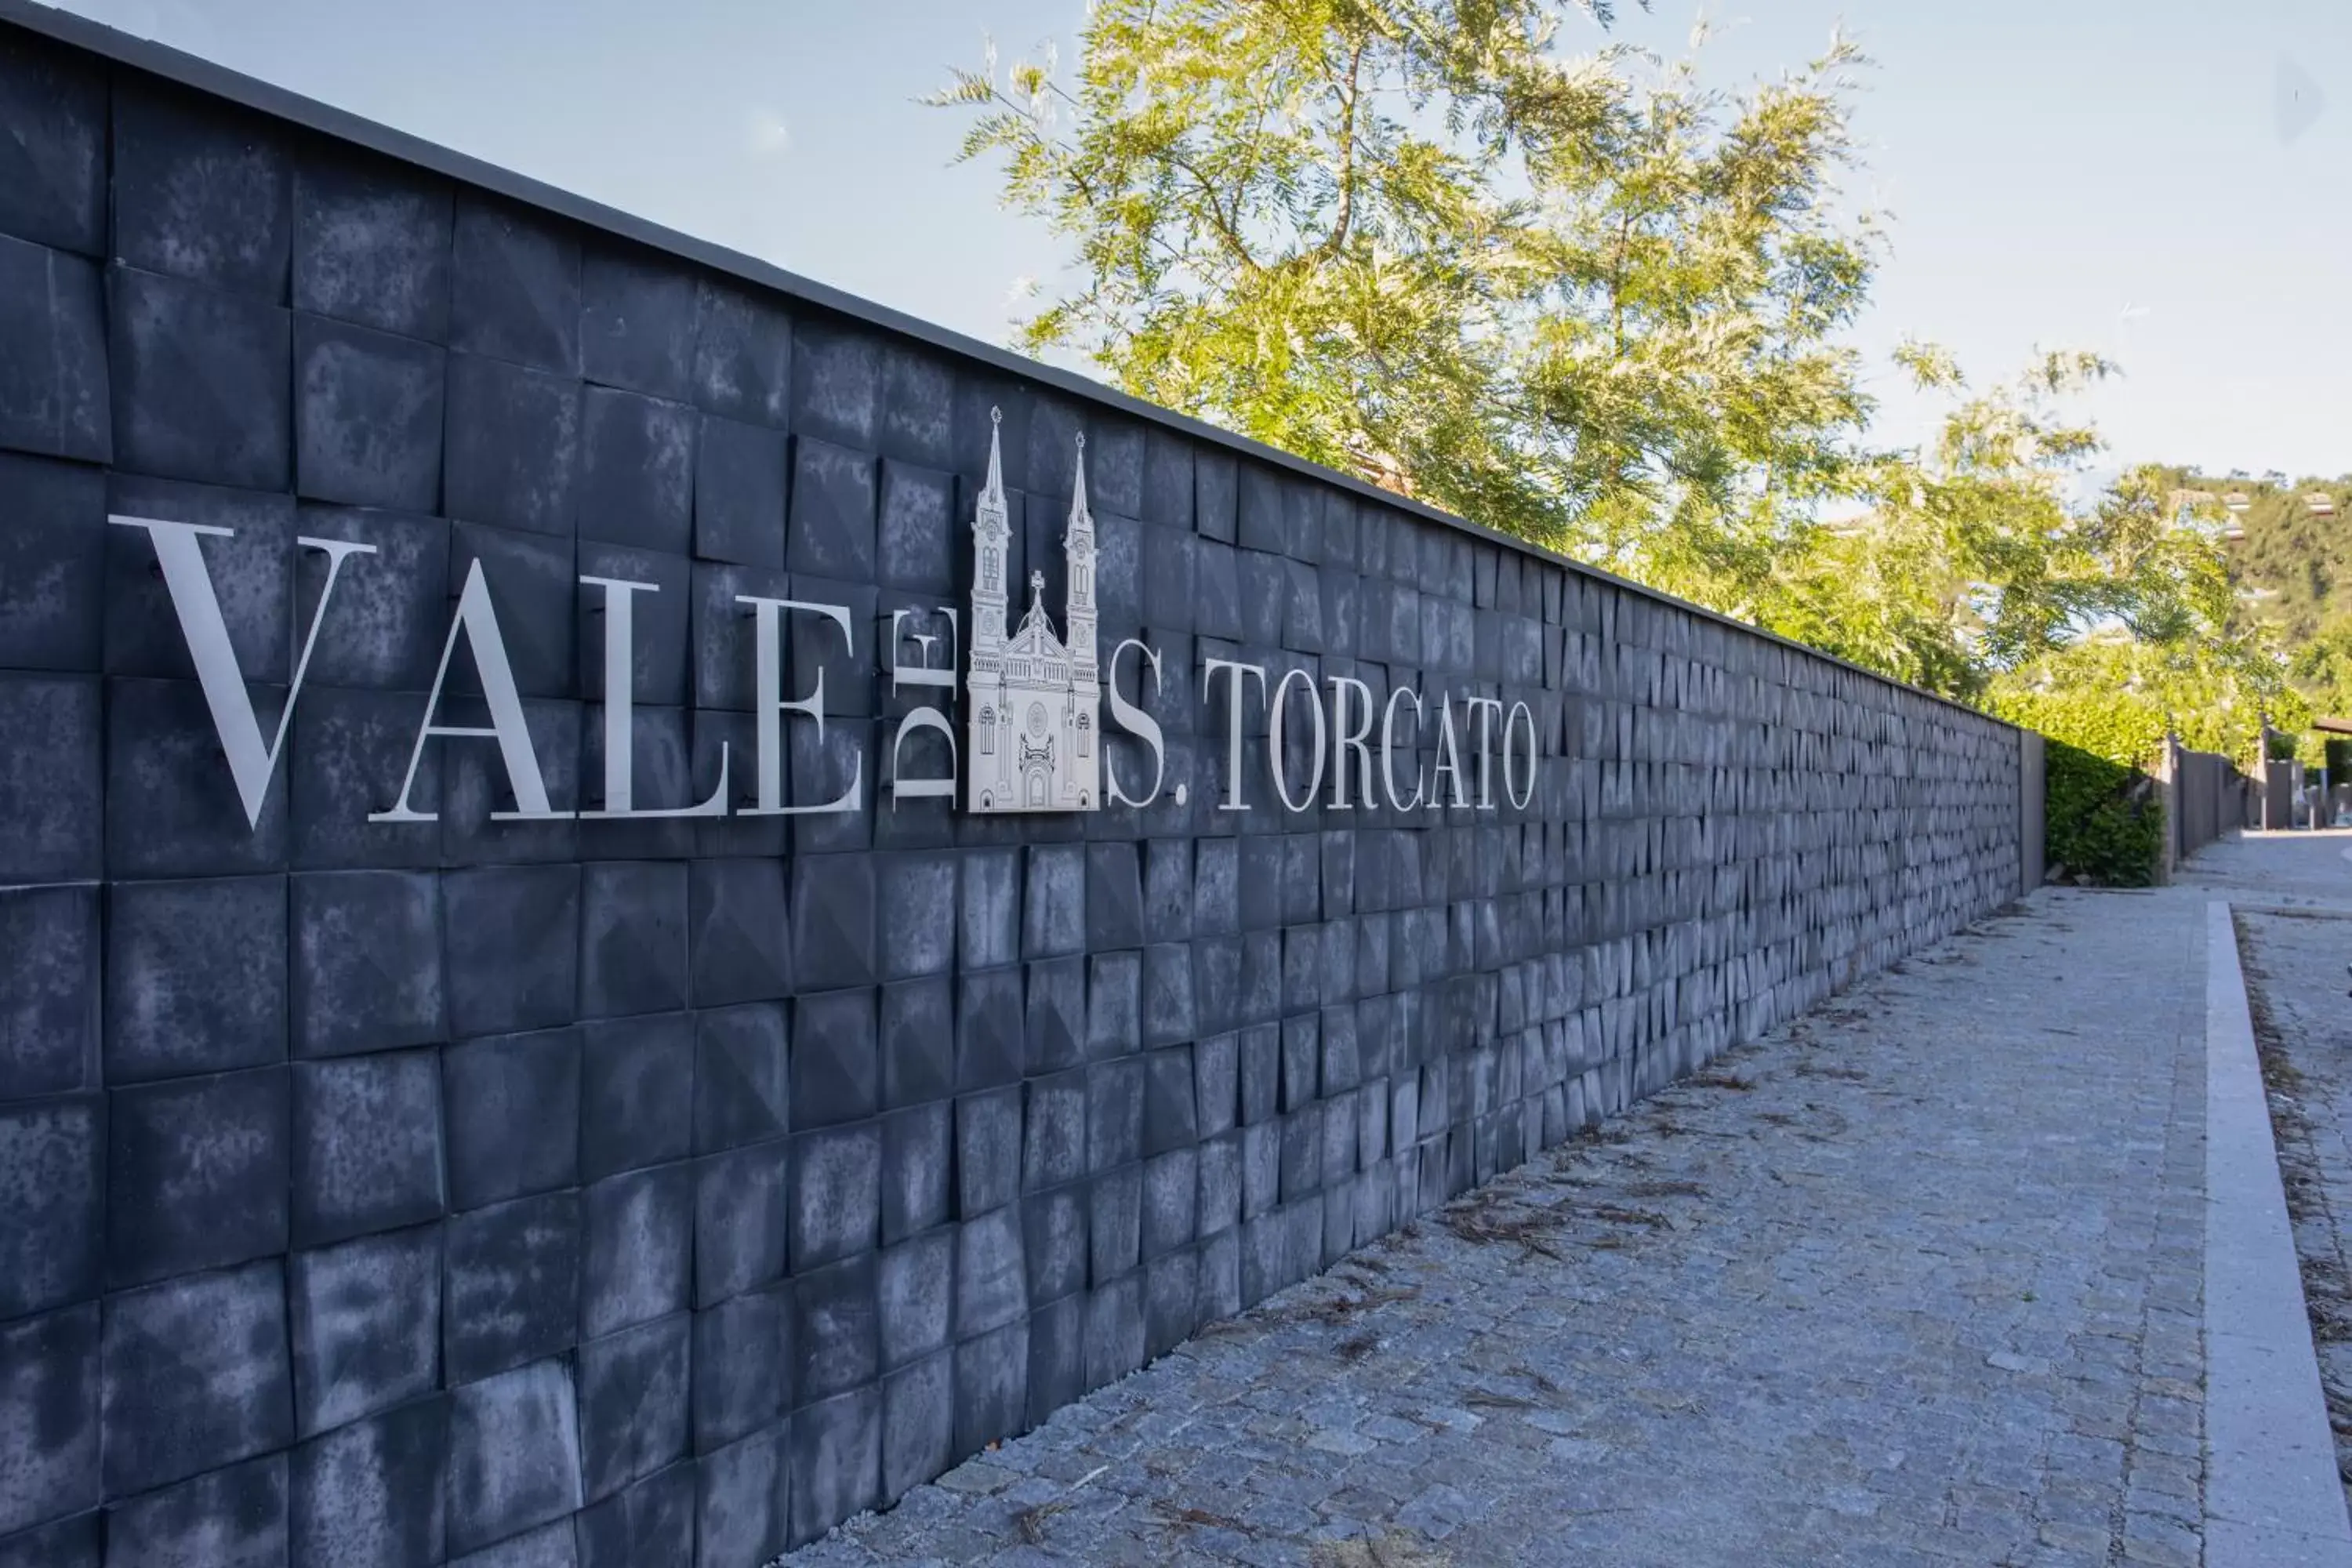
[111,515,377,831]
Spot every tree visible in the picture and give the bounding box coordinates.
[931,0,1877,576]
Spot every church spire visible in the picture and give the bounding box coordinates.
[1066,431,1090,534]
[983,405,1007,514]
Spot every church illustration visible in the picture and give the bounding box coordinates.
[966,409,1102,814]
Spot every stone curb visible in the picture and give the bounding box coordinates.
[2205,898,2352,1564]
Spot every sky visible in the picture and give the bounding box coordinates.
[40,0,2352,485]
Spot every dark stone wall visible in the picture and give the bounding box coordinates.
[0,14,2024,1567]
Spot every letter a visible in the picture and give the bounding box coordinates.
[372,558,568,822]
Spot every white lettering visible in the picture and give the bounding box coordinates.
[1381,685,1425,811]
[1504,699,1538,810]
[1105,638,1167,808]
[112,515,376,830]
[1327,676,1374,810]
[1432,695,1469,808]
[737,596,861,816]
[581,575,728,818]
[376,557,565,822]
[1202,657,1266,812]
[1266,666,1326,812]
[1464,695,1504,808]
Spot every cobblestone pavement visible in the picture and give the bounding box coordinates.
[781,886,2209,1568]
[2198,833,2352,1521]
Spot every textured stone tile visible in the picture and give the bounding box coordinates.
[107,1068,289,1288]
[0,1304,96,1537]
[0,884,97,1102]
[108,263,286,488]
[288,1225,441,1439]
[100,1260,292,1498]
[289,1396,448,1568]
[292,149,452,340]
[443,1359,583,1557]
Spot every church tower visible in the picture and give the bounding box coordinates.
[973,408,1011,646]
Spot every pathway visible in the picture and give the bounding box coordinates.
[784,877,2216,1567]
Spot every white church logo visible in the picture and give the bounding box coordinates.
[966,408,1102,813]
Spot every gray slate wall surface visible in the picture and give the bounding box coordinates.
[0,13,2025,1568]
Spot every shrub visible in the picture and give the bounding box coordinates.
[2041,739,2163,887]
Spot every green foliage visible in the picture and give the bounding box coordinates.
[2039,739,2163,887]
[931,1,1877,572]
[935,5,2298,791]
[1983,685,2166,769]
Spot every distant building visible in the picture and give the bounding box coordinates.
[966,409,1102,813]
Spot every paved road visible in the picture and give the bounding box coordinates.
[782,886,2212,1567]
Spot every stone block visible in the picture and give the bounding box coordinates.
[788,988,876,1131]
[111,80,287,292]
[691,412,786,567]
[955,966,1022,1094]
[1021,1069,1086,1194]
[105,675,283,880]
[792,1254,877,1403]
[101,1260,291,1497]
[579,243,695,401]
[0,674,98,884]
[953,1205,1026,1341]
[685,559,788,713]
[1196,1131,1240,1240]
[0,454,102,672]
[879,1352,951,1507]
[1143,1246,1197,1361]
[0,35,104,255]
[577,1313,689,1503]
[791,854,876,992]
[111,263,287,487]
[694,1425,785,1568]
[1238,1023,1279,1125]
[1088,1164,1141,1285]
[873,976,948,1114]
[790,1122,882,1270]
[580,387,695,554]
[875,852,955,982]
[1240,1121,1277,1221]
[1085,951,1140,1062]
[1022,844,1085,959]
[1084,843,1142,950]
[572,1461,692,1568]
[443,521,575,702]
[443,865,580,1039]
[444,1027,581,1210]
[0,884,96,1101]
[287,688,442,873]
[1141,1148,1196,1261]
[1191,937,1240,1036]
[580,1014,693,1181]
[444,1192,580,1385]
[691,278,790,427]
[876,1229,952,1374]
[1142,944,1196,1050]
[292,1050,446,1247]
[1193,1032,1238,1140]
[581,1163,692,1341]
[289,1225,441,1439]
[1021,1186,1087,1308]
[955,1087,1022,1218]
[692,1001,789,1150]
[293,151,452,341]
[580,862,688,1020]
[692,1142,786,1307]
[450,194,578,375]
[294,313,444,511]
[107,1068,287,1288]
[1238,1214,1283,1308]
[0,237,104,463]
[1022,956,1083,1075]
[688,858,790,1008]
[950,1321,1025,1465]
[880,1101,949,1247]
[876,460,954,593]
[1022,1294,1083,1432]
[786,437,877,584]
[1142,1046,1198,1156]
[1086,1059,1143,1174]
[787,1385,880,1549]
[105,1452,285,1567]
[1280,1014,1319,1112]
[289,1396,448,1568]
[1240,931,1282,1024]
[443,1359,583,1558]
[959,848,1018,969]
[1083,1276,1145,1391]
[1193,1223,1240,1326]
[443,354,579,540]
[0,1513,97,1568]
[0,1305,96,1537]
[290,872,442,1062]
[450,1519,572,1568]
